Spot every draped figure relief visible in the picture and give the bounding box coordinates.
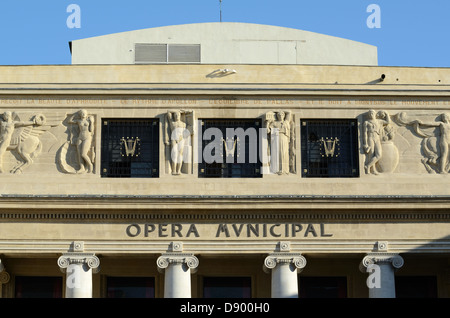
[265,110,296,175]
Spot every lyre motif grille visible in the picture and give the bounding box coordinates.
[319,137,340,157]
[120,137,140,157]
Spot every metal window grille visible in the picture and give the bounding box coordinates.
[101,118,159,178]
[199,119,262,178]
[301,119,359,178]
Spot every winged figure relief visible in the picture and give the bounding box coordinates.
[0,111,59,174]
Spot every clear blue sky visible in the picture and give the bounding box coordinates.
[0,0,448,67]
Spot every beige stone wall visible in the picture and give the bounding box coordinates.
[0,64,448,298]
[0,64,448,258]
[0,94,448,197]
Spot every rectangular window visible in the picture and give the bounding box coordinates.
[101,118,159,178]
[15,276,62,298]
[199,119,262,178]
[203,277,251,298]
[301,119,359,178]
[107,277,155,298]
[299,276,347,298]
[396,276,437,298]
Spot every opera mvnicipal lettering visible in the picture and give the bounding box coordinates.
[125,223,333,238]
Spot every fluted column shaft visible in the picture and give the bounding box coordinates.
[157,253,199,298]
[57,253,100,298]
[264,253,306,298]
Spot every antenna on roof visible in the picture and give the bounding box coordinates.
[219,0,223,22]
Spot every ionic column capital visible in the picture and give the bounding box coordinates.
[0,259,10,284]
[0,271,10,284]
[263,253,307,274]
[57,253,100,273]
[157,253,199,274]
[360,253,404,272]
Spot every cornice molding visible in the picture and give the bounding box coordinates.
[0,85,448,98]
[0,194,448,220]
[0,211,449,221]
[1,240,450,255]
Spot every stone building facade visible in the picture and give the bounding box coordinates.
[0,24,449,299]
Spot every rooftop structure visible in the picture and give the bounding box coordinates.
[70,22,378,66]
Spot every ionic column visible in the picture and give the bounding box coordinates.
[57,252,100,298]
[157,253,199,298]
[0,259,10,297]
[264,253,307,298]
[360,253,404,298]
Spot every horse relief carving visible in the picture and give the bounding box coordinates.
[0,111,60,174]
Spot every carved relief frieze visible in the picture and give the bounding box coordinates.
[1,105,449,179]
[264,110,296,175]
[0,111,60,174]
[362,108,450,175]
[362,109,399,175]
[57,109,95,174]
[394,112,450,174]
[164,110,196,175]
